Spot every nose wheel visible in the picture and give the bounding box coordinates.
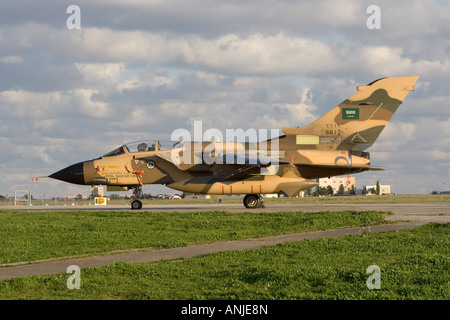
[243,194,264,209]
[131,199,143,210]
[131,185,143,210]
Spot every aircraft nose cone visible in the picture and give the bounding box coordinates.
[49,161,85,185]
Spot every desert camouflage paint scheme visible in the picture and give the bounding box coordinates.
[49,76,419,209]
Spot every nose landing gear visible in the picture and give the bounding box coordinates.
[131,185,143,210]
[131,199,143,210]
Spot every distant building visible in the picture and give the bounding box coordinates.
[92,186,105,197]
[263,194,279,198]
[319,176,356,194]
[183,194,211,199]
[364,184,391,195]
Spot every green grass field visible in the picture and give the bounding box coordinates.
[0,209,390,264]
[0,223,448,300]
[0,206,448,300]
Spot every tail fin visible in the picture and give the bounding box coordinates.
[283,76,419,151]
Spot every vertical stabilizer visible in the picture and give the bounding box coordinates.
[282,76,419,151]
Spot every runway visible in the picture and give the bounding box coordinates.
[4,202,450,223]
[0,202,449,281]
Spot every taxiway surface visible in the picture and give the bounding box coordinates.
[3,202,450,223]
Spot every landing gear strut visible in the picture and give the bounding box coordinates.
[243,194,264,209]
[131,185,143,210]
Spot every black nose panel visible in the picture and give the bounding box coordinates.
[49,161,85,185]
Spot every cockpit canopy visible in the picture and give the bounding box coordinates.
[102,140,180,157]
[102,146,126,157]
[125,140,163,153]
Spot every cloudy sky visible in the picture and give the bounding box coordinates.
[1,0,450,198]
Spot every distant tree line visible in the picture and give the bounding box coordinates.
[309,184,356,196]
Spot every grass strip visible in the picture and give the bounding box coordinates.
[0,210,390,264]
[0,223,447,300]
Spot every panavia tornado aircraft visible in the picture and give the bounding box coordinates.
[47,76,418,209]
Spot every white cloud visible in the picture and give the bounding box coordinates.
[381,122,417,144]
[0,55,23,63]
[0,137,53,163]
[1,24,339,76]
[71,89,109,118]
[188,33,338,75]
[319,0,364,27]
[116,71,176,92]
[4,21,450,81]
[360,46,412,75]
[281,88,318,127]
[0,88,109,120]
[75,63,124,85]
[117,76,141,92]
[430,148,450,161]
[1,1,450,196]
[0,90,69,118]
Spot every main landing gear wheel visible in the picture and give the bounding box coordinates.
[131,200,143,210]
[243,194,264,209]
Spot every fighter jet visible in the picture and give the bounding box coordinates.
[48,76,418,209]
